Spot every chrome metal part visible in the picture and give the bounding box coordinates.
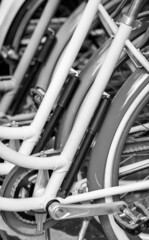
[78,218,90,240]
[125,47,143,68]
[122,15,142,29]
[48,201,127,220]
[69,68,79,76]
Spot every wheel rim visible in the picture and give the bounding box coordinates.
[104,84,149,239]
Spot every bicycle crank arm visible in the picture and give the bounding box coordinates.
[47,201,127,220]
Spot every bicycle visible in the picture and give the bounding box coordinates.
[0,0,87,120]
[0,0,149,240]
[0,0,126,119]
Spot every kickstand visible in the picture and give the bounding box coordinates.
[45,228,51,240]
[78,218,90,240]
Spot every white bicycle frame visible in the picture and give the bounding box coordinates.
[0,0,148,213]
[0,0,120,118]
[0,0,61,116]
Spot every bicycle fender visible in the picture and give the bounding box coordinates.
[0,0,26,51]
[56,38,113,149]
[36,2,86,91]
[88,68,149,192]
[56,17,149,149]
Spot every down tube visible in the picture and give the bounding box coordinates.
[19,0,101,155]
[43,21,134,200]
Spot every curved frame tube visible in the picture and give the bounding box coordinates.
[0,0,149,215]
[0,0,61,115]
[0,179,149,211]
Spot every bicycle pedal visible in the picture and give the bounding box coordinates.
[114,202,149,235]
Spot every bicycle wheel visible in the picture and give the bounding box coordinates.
[88,68,149,240]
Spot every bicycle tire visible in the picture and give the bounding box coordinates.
[88,68,149,240]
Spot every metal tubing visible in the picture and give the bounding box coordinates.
[0,162,14,175]
[0,80,17,92]
[98,3,149,72]
[0,141,65,170]
[58,180,149,205]
[7,112,36,121]
[0,195,44,211]
[42,21,133,202]
[33,75,80,153]
[0,125,36,140]
[125,0,144,20]
[119,159,149,177]
[19,0,101,155]
[0,179,149,211]
[0,7,133,200]
[0,0,61,114]
[61,22,132,163]
[60,97,110,196]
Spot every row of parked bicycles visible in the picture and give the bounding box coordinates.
[0,0,149,239]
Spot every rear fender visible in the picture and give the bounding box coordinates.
[88,69,149,191]
[0,0,26,50]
